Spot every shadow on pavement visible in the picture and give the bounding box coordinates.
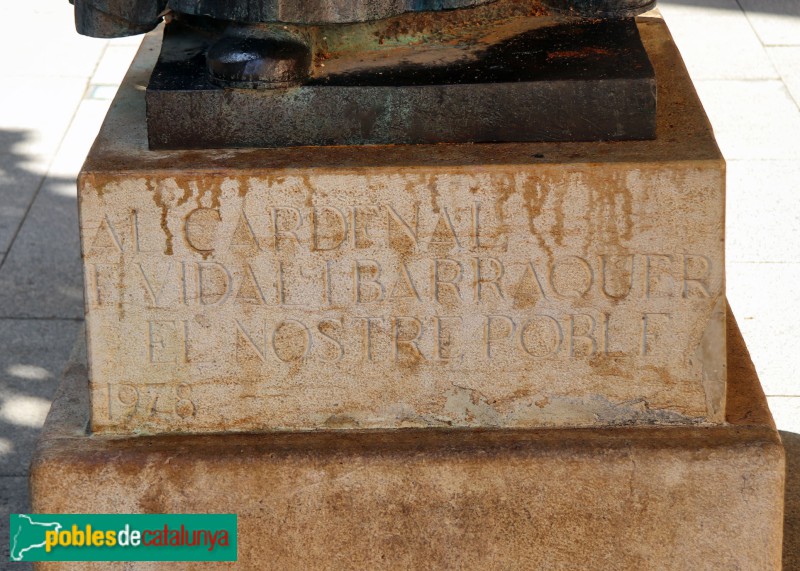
[0,127,83,571]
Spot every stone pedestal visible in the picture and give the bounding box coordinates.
[29,13,784,570]
[30,310,784,570]
[80,16,724,435]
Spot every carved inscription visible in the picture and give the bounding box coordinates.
[105,382,197,423]
[81,170,726,431]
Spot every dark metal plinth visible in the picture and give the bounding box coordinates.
[146,18,656,149]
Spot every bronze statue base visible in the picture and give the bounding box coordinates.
[145,13,656,149]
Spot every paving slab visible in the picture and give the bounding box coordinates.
[0,41,133,319]
[694,79,800,160]
[659,0,778,80]
[0,103,112,317]
[0,78,88,170]
[770,399,800,433]
[767,46,800,108]
[0,3,107,80]
[0,476,31,571]
[0,319,82,476]
[90,43,143,87]
[0,142,46,257]
[727,263,800,397]
[726,160,800,263]
[47,97,116,181]
[0,175,84,320]
[739,0,800,47]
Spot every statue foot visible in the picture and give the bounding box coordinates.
[206,27,311,89]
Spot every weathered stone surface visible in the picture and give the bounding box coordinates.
[29,309,784,570]
[782,429,800,570]
[79,17,725,434]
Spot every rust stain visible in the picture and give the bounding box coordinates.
[547,47,612,60]
[117,259,126,321]
[591,171,634,246]
[426,174,440,215]
[176,180,192,207]
[193,179,222,210]
[588,353,630,378]
[301,175,316,208]
[149,179,174,256]
[492,173,514,243]
[236,177,249,198]
[324,414,359,429]
[517,174,553,262]
[511,388,531,400]
[620,178,634,241]
[552,177,565,247]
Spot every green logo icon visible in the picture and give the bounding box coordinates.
[9,514,237,562]
[10,514,63,561]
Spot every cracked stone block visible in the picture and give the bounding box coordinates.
[78,17,725,434]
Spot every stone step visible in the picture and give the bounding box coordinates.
[29,308,783,569]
